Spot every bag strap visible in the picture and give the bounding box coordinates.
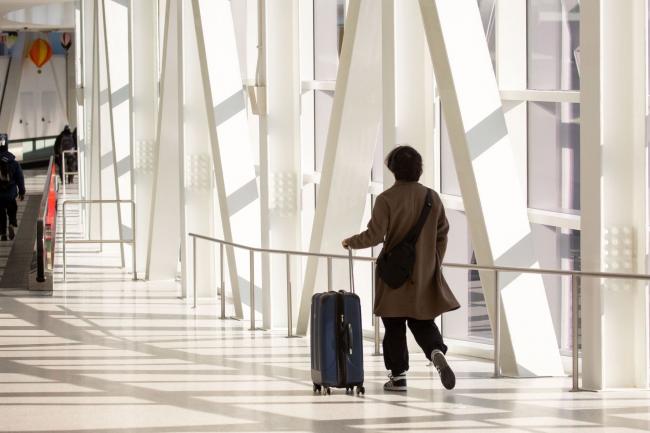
[405,189,433,244]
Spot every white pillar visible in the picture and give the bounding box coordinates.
[393,0,434,187]
[180,0,216,300]
[297,0,382,335]
[131,0,158,274]
[146,0,183,281]
[418,0,564,376]
[581,0,648,389]
[263,0,301,329]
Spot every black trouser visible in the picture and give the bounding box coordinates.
[0,199,17,235]
[381,317,447,376]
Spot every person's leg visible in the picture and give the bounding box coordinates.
[407,319,447,360]
[6,199,17,240]
[0,202,7,240]
[7,199,17,227]
[407,318,455,390]
[382,317,409,374]
[381,317,409,391]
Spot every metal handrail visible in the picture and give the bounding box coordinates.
[188,232,650,393]
[62,199,136,281]
[35,156,57,283]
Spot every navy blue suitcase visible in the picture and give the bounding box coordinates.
[310,249,365,395]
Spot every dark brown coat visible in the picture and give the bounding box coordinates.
[346,181,460,319]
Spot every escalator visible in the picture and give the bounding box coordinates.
[0,158,56,291]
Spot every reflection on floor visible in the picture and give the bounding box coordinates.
[0,188,648,432]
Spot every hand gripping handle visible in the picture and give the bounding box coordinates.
[347,247,355,293]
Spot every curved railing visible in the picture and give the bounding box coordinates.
[188,232,650,392]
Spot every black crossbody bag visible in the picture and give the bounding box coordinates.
[376,189,433,289]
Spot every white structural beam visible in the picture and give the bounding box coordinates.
[418,0,564,376]
[581,0,648,390]
[146,0,183,280]
[296,0,382,335]
[193,0,261,319]
[180,0,215,300]
[131,0,158,274]
[264,0,302,328]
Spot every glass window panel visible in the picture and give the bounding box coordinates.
[531,224,580,352]
[440,112,461,196]
[477,0,496,71]
[527,0,581,90]
[441,210,493,343]
[528,102,580,213]
[313,0,345,81]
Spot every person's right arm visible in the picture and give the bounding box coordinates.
[343,195,390,250]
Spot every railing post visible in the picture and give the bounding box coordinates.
[192,236,197,309]
[62,203,67,281]
[571,274,580,392]
[62,152,66,195]
[249,249,256,330]
[372,260,380,356]
[131,202,137,281]
[493,270,501,378]
[286,253,293,338]
[220,242,226,320]
[327,257,333,292]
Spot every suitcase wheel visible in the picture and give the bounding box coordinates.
[313,384,322,394]
[356,386,365,396]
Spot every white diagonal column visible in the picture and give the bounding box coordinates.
[193,0,260,319]
[103,0,132,265]
[98,0,125,262]
[418,0,564,376]
[296,0,382,335]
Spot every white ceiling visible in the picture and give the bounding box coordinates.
[0,1,74,31]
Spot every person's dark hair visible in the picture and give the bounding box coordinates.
[385,145,423,182]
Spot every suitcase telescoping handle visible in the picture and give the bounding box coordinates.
[347,247,355,293]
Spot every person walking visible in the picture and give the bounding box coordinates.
[0,141,25,241]
[342,145,460,392]
[54,125,77,184]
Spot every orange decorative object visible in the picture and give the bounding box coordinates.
[29,38,53,70]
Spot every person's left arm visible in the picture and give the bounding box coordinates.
[435,194,449,259]
[343,195,390,250]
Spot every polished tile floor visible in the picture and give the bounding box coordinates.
[0,189,649,432]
